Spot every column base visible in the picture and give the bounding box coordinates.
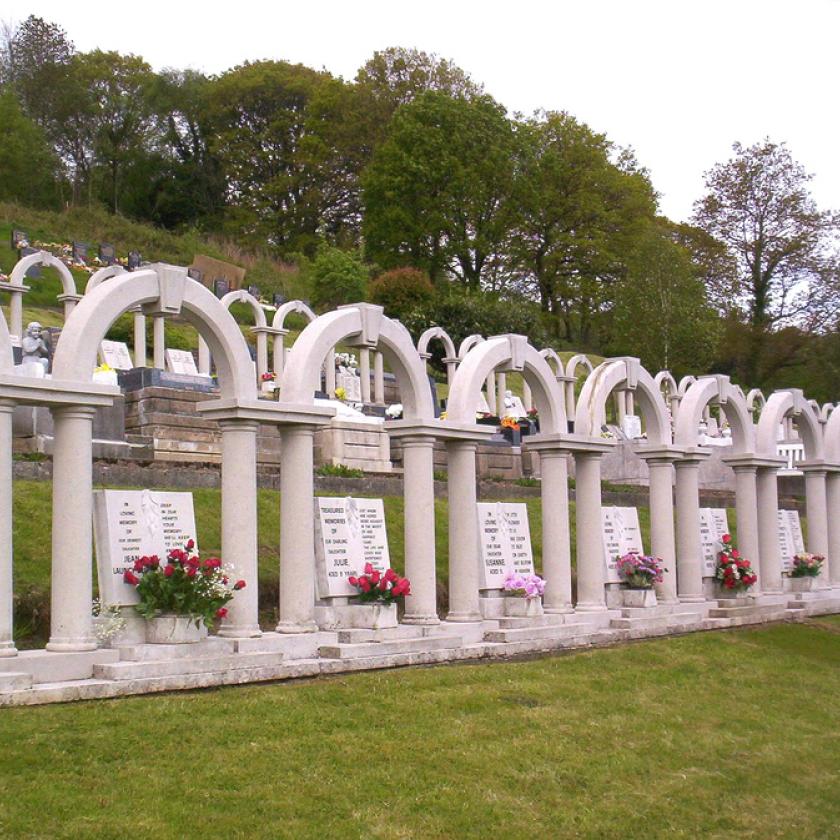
[218,624,263,639]
[543,604,575,615]
[0,641,17,657]
[401,614,441,626]
[46,638,98,652]
[678,595,706,604]
[275,620,318,634]
[445,610,483,623]
[574,602,608,613]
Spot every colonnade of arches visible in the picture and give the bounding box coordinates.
[0,257,839,657]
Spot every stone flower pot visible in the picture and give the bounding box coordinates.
[348,602,398,629]
[504,596,544,618]
[790,576,817,592]
[622,588,657,608]
[145,614,208,644]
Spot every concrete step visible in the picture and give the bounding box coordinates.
[318,634,462,660]
[117,638,235,661]
[336,626,441,644]
[610,615,670,631]
[484,623,587,644]
[94,651,284,681]
[667,611,704,628]
[0,649,119,684]
[496,615,567,630]
[708,605,762,619]
[0,671,33,691]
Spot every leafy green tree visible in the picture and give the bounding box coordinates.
[508,111,657,345]
[609,224,720,375]
[692,139,840,385]
[0,89,60,207]
[362,91,516,288]
[308,244,369,310]
[369,267,435,320]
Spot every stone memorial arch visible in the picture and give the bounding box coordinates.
[85,265,149,368]
[756,390,826,594]
[417,326,459,390]
[4,251,81,341]
[272,299,317,375]
[445,335,572,620]
[458,334,498,414]
[574,358,675,610]
[654,370,680,420]
[674,375,758,601]
[46,265,263,648]
[539,349,568,422]
[277,303,439,629]
[197,288,270,384]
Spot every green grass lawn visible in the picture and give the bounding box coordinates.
[0,621,836,838]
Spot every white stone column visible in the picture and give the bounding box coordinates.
[152,315,165,369]
[445,440,481,621]
[444,358,458,389]
[574,451,607,611]
[254,330,269,382]
[197,335,211,375]
[540,450,573,613]
[826,471,840,586]
[325,350,336,397]
[626,391,635,417]
[756,466,782,594]
[277,425,318,633]
[133,310,146,368]
[497,372,507,408]
[731,463,761,579]
[401,435,439,624]
[616,391,627,423]
[48,405,97,651]
[522,380,533,412]
[646,457,678,604]
[674,457,705,602]
[360,349,371,404]
[373,352,385,405]
[59,294,80,321]
[565,380,576,424]
[803,466,829,587]
[273,332,286,376]
[218,420,261,637]
[0,401,16,656]
[485,373,497,415]
[10,289,24,339]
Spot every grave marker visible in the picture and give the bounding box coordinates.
[777,509,805,573]
[19,246,41,279]
[100,339,134,371]
[699,508,730,576]
[93,489,198,606]
[127,250,142,270]
[165,348,199,376]
[72,241,88,264]
[477,502,534,589]
[248,284,260,299]
[213,278,230,299]
[11,229,28,249]
[273,292,286,308]
[98,243,116,265]
[314,497,390,598]
[601,506,644,583]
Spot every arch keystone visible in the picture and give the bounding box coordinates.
[142,263,188,316]
[339,303,383,347]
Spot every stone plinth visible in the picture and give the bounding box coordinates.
[314,419,392,472]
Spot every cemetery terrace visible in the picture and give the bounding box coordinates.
[0,257,837,706]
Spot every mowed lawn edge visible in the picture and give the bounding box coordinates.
[0,621,837,839]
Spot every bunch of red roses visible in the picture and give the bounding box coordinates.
[348,563,410,604]
[123,540,245,628]
[715,533,757,592]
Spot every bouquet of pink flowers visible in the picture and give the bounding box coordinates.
[616,551,665,589]
[502,570,546,599]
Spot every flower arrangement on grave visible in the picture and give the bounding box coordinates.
[500,416,520,432]
[94,362,114,374]
[502,570,546,599]
[348,564,410,604]
[335,386,347,401]
[385,403,403,420]
[335,352,358,369]
[122,541,246,629]
[91,598,126,644]
[714,534,757,592]
[261,371,275,382]
[526,407,539,420]
[616,551,665,589]
[790,553,824,577]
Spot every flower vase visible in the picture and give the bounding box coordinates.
[504,596,544,618]
[790,576,816,592]
[622,588,657,608]
[145,614,208,644]
[348,602,398,629]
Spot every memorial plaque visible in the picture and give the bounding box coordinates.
[700,508,730,576]
[777,509,805,573]
[93,489,198,606]
[315,497,390,598]
[165,348,199,376]
[127,250,142,270]
[98,243,116,265]
[477,502,534,589]
[601,506,644,583]
[100,339,134,371]
[337,369,362,402]
[213,278,230,298]
[72,241,88,264]
[621,415,643,440]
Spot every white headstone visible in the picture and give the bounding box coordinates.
[337,371,362,402]
[620,415,643,439]
[315,497,390,598]
[93,489,198,606]
[777,509,805,573]
[100,339,133,371]
[165,348,199,376]
[501,391,527,419]
[477,502,534,589]
[700,508,730,576]
[601,506,644,583]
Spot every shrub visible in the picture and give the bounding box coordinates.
[369,267,434,320]
[309,244,369,311]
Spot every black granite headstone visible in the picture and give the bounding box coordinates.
[213,278,230,299]
[11,230,28,249]
[20,246,41,279]
[72,241,88,263]
[247,284,260,299]
[187,267,203,281]
[127,251,142,270]
[98,243,116,265]
[273,292,286,308]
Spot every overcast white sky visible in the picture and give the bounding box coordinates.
[15,0,840,222]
